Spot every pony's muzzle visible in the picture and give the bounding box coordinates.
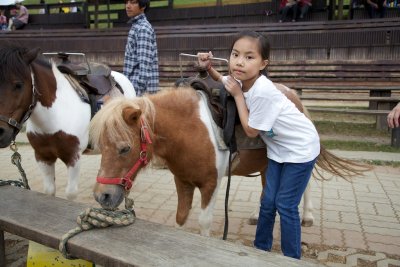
[0,125,15,148]
[93,183,125,209]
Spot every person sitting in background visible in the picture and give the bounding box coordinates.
[365,0,386,18]
[0,9,7,30]
[38,0,46,14]
[387,103,400,128]
[279,0,299,22]
[8,1,29,30]
[70,0,78,13]
[59,0,70,13]
[298,0,312,19]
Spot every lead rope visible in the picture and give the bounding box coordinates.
[59,197,136,259]
[222,149,232,240]
[0,141,30,189]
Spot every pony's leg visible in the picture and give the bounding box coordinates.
[198,179,219,237]
[65,159,81,200]
[37,161,56,196]
[248,170,266,225]
[301,181,314,227]
[174,176,195,228]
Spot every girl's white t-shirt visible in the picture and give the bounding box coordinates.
[242,75,320,163]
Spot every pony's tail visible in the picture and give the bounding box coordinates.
[314,145,372,181]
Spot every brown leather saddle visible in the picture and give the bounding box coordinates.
[55,53,122,118]
[56,52,117,96]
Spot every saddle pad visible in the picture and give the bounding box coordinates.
[235,126,266,150]
[197,90,228,151]
[27,241,94,267]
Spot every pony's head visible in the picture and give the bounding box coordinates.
[0,46,41,147]
[90,97,155,209]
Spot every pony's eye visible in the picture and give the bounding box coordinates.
[119,146,131,155]
[14,82,24,90]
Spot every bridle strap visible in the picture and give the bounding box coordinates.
[0,115,23,130]
[96,118,152,191]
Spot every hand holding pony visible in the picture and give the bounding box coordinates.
[387,102,400,128]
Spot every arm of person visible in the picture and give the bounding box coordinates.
[224,76,259,138]
[387,102,400,128]
[197,51,223,83]
[366,0,379,8]
[17,7,27,19]
[136,28,157,94]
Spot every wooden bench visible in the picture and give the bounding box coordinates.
[26,13,89,30]
[352,6,400,19]
[0,186,317,266]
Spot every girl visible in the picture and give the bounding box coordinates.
[198,31,320,259]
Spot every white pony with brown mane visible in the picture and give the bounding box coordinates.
[90,85,368,236]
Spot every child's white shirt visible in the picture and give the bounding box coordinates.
[242,75,320,163]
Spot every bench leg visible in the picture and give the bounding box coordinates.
[392,128,400,148]
[0,230,5,266]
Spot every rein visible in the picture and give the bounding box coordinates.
[96,118,152,190]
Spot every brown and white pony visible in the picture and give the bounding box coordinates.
[0,46,136,200]
[90,85,368,236]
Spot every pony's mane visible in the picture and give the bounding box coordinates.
[90,96,155,148]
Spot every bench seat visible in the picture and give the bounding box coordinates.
[0,186,317,266]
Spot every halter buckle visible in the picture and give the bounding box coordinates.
[7,118,21,130]
[121,177,133,190]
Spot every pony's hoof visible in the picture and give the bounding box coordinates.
[248,217,258,225]
[301,219,313,227]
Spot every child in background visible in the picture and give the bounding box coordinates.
[197,31,320,259]
[0,10,7,30]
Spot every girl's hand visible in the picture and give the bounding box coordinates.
[387,103,400,128]
[197,51,213,69]
[223,75,242,97]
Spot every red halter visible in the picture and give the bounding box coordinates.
[96,118,152,191]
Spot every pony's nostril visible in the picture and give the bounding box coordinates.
[0,127,4,137]
[100,193,111,203]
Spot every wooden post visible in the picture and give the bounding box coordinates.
[392,128,400,148]
[0,230,5,267]
[337,0,344,19]
[328,0,336,20]
[370,90,391,130]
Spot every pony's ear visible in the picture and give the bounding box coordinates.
[23,48,41,64]
[122,107,142,126]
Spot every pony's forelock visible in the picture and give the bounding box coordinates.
[0,46,30,81]
[90,96,155,149]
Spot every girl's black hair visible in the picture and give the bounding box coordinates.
[229,31,270,77]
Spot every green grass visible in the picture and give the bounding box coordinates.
[321,140,400,152]
[313,121,399,153]
[315,121,390,138]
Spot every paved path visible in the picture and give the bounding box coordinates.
[1,143,399,266]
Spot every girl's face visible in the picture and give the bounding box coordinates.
[229,37,268,91]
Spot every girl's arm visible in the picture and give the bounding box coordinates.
[224,76,259,138]
[197,52,223,82]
